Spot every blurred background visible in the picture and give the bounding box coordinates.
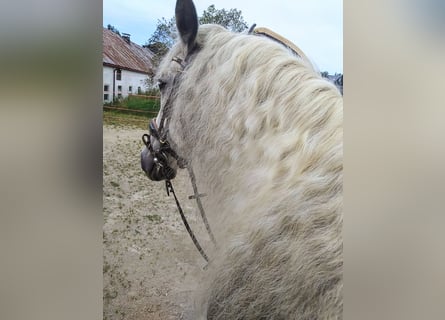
[0,0,443,319]
[345,0,445,319]
[0,1,102,319]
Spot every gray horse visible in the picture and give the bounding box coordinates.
[141,0,343,318]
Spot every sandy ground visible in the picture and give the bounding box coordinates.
[103,123,210,320]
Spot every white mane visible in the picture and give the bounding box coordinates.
[157,24,343,319]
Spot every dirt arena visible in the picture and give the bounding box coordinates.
[103,121,211,319]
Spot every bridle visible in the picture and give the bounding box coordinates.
[141,53,217,264]
[142,120,180,180]
[141,56,188,180]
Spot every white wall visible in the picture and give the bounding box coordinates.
[103,66,151,103]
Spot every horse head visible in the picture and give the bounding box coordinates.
[141,0,199,181]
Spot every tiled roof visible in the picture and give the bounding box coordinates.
[103,28,154,74]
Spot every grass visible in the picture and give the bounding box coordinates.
[125,96,159,112]
[110,95,160,112]
[103,94,160,129]
[103,110,152,130]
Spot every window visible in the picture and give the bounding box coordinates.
[104,85,109,92]
[116,69,122,80]
[104,94,109,101]
[128,86,132,92]
[117,85,122,92]
[137,86,141,94]
[117,93,122,99]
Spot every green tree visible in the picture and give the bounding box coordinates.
[145,5,248,66]
[199,5,248,32]
[145,17,176,58]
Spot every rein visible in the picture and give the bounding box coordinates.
[142,54,217,263]
[165,169,216,264]
[165,179,210,262]
[142,116,216,263]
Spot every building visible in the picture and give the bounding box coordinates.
[103,28,155,103]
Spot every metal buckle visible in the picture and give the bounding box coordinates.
[142,134,151,148]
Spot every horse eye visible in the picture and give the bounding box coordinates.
[158,80,167,91]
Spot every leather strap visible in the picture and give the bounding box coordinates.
[253,27,312,65]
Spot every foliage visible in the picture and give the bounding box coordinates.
[145,5,249,67]
[107,24,121,36]
[199,5,248,32]
[145,17,176,59]
[144,74,162,96]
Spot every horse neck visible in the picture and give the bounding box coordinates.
[171,32,342,205]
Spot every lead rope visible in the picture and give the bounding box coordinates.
[165,179,209,263]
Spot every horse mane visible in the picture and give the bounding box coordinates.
[159,24,342,206]
[157,24,343,319]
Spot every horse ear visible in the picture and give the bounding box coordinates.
[175,0,198,54]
